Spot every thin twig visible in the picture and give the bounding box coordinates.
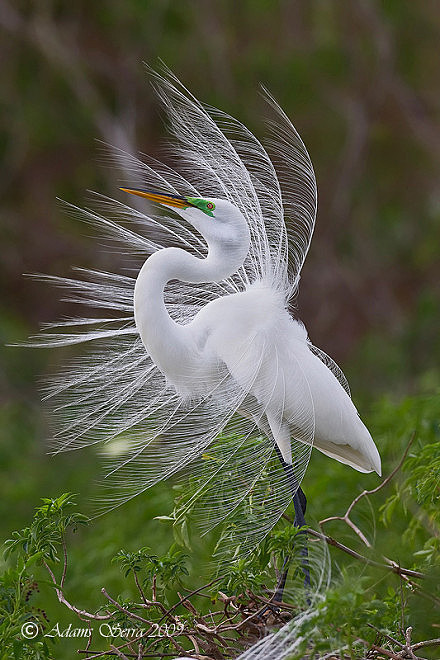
[101,588,151,625]
[83,620,93,652]
[370,644,406,660]
[187,633,200,655]
[79,652,177,659]
[307,528,425,579]
[412,638,440,651]
[319,433,415,547]
[109,645,130,660]
[157,576,222,623]
[60,535,68,589]
[42,560,111,620]
[133,572,148,606]
[366,623,404,649]
[404,626,418,660]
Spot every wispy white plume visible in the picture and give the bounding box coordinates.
[28,66,363,553]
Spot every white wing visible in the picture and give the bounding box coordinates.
[308,343,351,397]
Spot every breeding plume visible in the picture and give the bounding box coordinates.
[32,70,381,554]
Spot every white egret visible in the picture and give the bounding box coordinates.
[31,69,380,562]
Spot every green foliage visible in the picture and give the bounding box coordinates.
[113,547,158,578]
[1,391,440,657]
[267,525,308,564]
[5,493,88,564]
[113,545,189,592]
[0,494,88,660]
[378,394,440,574]
[404,441,440,508]
[0,565,54,660]
[1,399,440,658]
[151,547,189,587]
[284,576,404,660]
[2,2,439,656]
[218,555,270,596]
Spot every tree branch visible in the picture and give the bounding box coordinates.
[42,560,111,620]
[306,528,425,580]
[319,433,415,547]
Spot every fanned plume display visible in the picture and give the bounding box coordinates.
[28,66,380,554]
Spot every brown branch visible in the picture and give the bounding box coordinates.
[101,588,151,625]
[133,571,148,606]
[359,627,440,660]
[412,638,440,651]
[81,620,94,654]
[109,645,130,660]
[307,528,425,579]
[42,560,111,620]
[79,652,177,659]
[404,627,418,660]
[366,623,404,649]
[60,535,68,589]
[319,434,415,547]
[370,644,405,660]
[187,633,201,655]
[157,576,222,623]
[388,566,440,607]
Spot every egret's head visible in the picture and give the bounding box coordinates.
[120,188,250,256]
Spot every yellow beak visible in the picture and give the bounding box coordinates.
[120,188,190,209]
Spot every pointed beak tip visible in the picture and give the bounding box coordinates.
[119,188,190,209]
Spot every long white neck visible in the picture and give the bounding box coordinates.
[134,238,248,381]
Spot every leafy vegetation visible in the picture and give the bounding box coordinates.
[1,389,439,658]
[1,1,440,658]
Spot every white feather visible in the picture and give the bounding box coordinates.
[29,68,380,552]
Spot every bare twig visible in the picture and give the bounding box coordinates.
[101,588,151,625]
[134,571,148,606]
[82,620,93,653]
[60,535,68,589]
[186,633,201,656]
[404,627,418,660]
[157,577,222,623]
[109,645,130,660]
[319,434,415,547]
[412,638,440,651]
[366,622,404,649]
[306,528,425,580]
[42,560,111,620]
[370,644,405,660]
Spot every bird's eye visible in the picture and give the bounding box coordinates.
[184,196,215,216]
[202,200,215,217]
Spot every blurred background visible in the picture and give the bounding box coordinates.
[1,0,439,644]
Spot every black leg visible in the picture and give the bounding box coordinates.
[295,486,307,521]
[292,485,311,591]
[271,452,311,602]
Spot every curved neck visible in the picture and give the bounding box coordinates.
[134,240,248,381]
